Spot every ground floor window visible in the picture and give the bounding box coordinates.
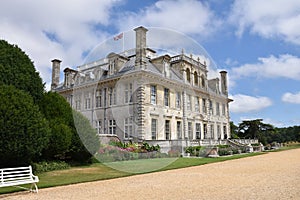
[109,120,116,135]
[96,120,102,134]
[217,125,221,139]
[151,119,157,140]
[188,122,193,139]
[177,121,182,139]
[204,124,207,139]
[223,125,227,139]
[210,124,214,139]
[165,120,170,140]
[196,123,201,139]
[124,117,133,139]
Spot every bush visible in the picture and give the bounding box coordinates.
[185,146,203,156]
[0,85,50,167]
[32,161,70,173]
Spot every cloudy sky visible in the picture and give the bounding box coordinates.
[1,0,300,127]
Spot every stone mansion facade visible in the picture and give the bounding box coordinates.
[51,26,232,152]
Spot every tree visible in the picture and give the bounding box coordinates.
[0,40,44,102]
[230,121,239,139]
[0,85,50,167]
[237,119,275,145]
[39,92,99,162]
[69,110,100,163]
[39,92,75,160]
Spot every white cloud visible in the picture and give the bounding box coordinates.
[229,94,272,113]
[231,54,300,80]
[229,0,300,45]
[282,91,300,104]
[0,0,120,90]
[116,0,221,37]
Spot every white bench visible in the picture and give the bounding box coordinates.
[0,166,39,193]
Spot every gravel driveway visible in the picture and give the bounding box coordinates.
[2,148,300,200]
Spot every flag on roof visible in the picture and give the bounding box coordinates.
[114,32,123,41]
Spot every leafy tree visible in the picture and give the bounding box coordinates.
[39,92,99,162]
[237,119,275,145]
[39,92,75,160]
[69,110,100,163]
[230,121,239,139]
[0,40,44,102]
[0,85,50,167]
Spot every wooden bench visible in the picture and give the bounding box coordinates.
[0,166,39,193]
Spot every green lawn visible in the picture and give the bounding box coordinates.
[1,144,299,195]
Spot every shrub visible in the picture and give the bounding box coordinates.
[0,85,50,167]
[32,161,70,173]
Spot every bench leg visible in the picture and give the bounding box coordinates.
[30,183,38,193]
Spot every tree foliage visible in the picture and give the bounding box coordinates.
[69,111,100,162]
[0,40,44,102]
[39,92,99,162]
[0,85,50,167]
[233,119,300,145]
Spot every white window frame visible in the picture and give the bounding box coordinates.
[124,117,133,139]
[150,85,157,105]
[151,118,157,140]
[109,120,116,135]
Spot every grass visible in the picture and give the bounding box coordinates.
[1,144,299,195]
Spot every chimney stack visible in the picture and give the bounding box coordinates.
[134,26,148,69]
[51,59,61,90]
[220,71,228,95]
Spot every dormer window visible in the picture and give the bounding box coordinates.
[109,60,115,75]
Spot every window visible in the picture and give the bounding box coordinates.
[164,88,169,107]
[109,120,116,135]
[223,126,227,139]
[109,87,116,106]
[187,95,191,111]
[202,98,207,114]
[201,75,205,88]
[151,119,157,140]
[217,125,221,139]
[176,92,181,109]
[203,124,207,139]
[124,83,133,103]
[194,71,198,85]
[188,122,193,139]
[216,102,220,116]
[75,100,81,110]
[186,68,191,83]
[196,123,201,139]
[195,97,200,112]
[109,60,115,75]
[150,85,157,104]
[210,124,214,139]
[209,100,213,115]
[96,89,102,108]
[124,117,133,139]
[177,121,182,139]
[222,104,226,116]
[96,120,102,134]
[85,98,91,110]
[165,120,170,140]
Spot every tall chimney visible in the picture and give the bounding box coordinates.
[51,59,61,90]
[134,26,148,69]
[220,71,228,95]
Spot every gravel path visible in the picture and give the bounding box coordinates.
[2,149,300,200]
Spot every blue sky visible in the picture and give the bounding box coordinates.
[1,0,300,127]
